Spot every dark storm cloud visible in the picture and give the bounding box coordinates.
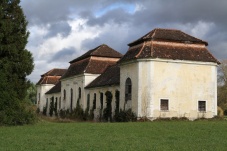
[20,0,227,82]
[49,47,75,63]
[45,22,72,38]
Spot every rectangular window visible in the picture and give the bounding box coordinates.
[198,101,206,112]
[160,99,169,111]
[100,93,103,110]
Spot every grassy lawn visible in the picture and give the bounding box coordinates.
[1,120,227,151]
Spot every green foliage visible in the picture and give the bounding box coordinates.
[0,0,35,125]
[25,82,36,104]
[59,109,67,119]
[103,91,112,122]
[54,100,58,116]
[114,108,137,122]
[49,97,54,117]
[70,100,84,121]
[42,107,47,115]
[218,84,227,111]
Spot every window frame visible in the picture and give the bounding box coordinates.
[160,99,169,111]
[198,100,206,112]
[125,78,132,101]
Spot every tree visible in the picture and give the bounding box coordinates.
[0,0,36,125]
[217,60,227,114]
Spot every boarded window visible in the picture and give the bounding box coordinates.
[198,101,206,112]
[160,99,169,111]
[125,78,132,101]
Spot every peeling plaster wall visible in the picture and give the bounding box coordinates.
[138,59,217,119]
[61,74,100,110]
[120,62,139,113]
[46,93,61,116]
[36,84,54,112]
[85,86,120,119]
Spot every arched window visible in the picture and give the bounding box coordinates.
[59,97,61,109]
[125,78,132,101]
[63,89,66,100]
[87,94,90,109]
[70,88,73,111]
[78,87,81,99]
[93,93,96,110]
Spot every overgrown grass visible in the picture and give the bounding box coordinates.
[1,120,227,150]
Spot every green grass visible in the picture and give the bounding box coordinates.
[1,120,227,151]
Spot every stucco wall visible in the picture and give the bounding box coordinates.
[45,93,61,116]
[137,59,217,119]
[120,62,139,113]
[36,84,54,112]
[85,86,120,120]
[60,73,100,111]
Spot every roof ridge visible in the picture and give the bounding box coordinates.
[135,42,146,58]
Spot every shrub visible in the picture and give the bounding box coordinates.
[54,100,58,117]
[36,107,40,114]
[115,108,137,122]
[42,106,47,115]
[59,109,67,119]
[72,100,84,120]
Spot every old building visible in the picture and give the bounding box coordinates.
[36,68,67,112]
[37,28,220,120]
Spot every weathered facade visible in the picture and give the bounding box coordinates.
[37,28,220,120]
[36,69,67,112]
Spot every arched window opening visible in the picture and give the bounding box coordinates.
[125,78,132,101]
[78,87,81,99]
[55,97,58,115]
[100,92,104,110]
[87,94,90,110]
[70,88,73,112]
[93,93,96,110]
[115,90,120,114]
[63,89,66,101]
[59,97,61,109]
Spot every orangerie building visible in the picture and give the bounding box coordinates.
[36,28,219,120]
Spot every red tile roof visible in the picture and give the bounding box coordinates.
[128,28,208,47]
[61,44,122,79]
[36,76,61,85]
[69,44,122,63]
[41,68,67,77]
[119,28,219,64]
[36,68,67,85]
[85,64,120,88]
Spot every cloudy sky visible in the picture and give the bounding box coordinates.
[20,0,227,83]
